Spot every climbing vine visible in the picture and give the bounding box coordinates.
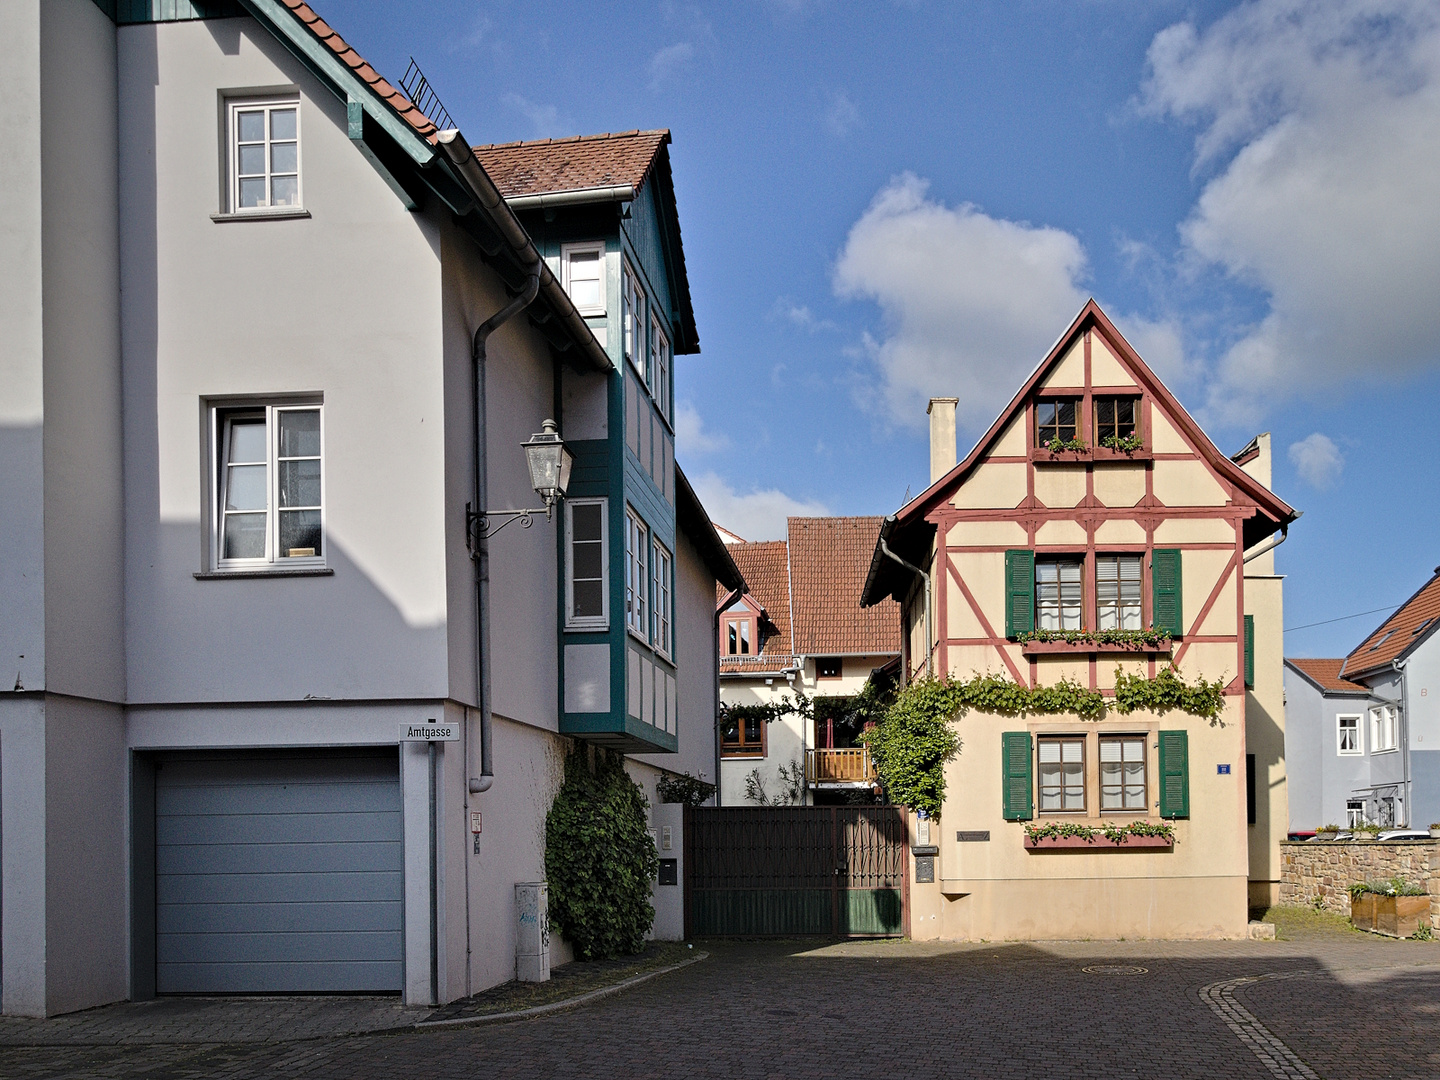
[860,668,1227,816]
[545,747,659,960]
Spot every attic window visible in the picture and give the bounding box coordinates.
[1094,397,1138,444]
[1369,630,1395,652]
[1035,399,1078,446]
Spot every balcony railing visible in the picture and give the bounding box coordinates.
[805,747,877,787]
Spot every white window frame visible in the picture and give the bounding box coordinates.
[1371,704,1399,753]
[622,259,645,377]
[1346,800,1365,828]
[1337,713,1363,756]
[651,538,672,659]
[1096,554,1143,631]
[210,402,325,571]
[227,96,302,214]
[649,314,671,422]
[624,508,648,640]
[564,497,608,630]
[562,242,607,317]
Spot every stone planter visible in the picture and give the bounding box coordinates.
[1429,826,1440,839]
[1352,893,1430,938]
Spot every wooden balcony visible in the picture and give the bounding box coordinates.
[806,747,877,788]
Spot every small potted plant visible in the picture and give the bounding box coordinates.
[1316,824,1340,839]
[1429,822,1440,839]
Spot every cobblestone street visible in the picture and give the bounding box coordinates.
[2,929,1437,1080]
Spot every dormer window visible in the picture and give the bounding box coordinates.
[1035,399,1078,446]
[721,598,759,657]
[1094,397,1138,444]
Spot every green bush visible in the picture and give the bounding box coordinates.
[545,747,659,960]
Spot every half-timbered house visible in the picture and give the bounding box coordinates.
[862,300,1296,939]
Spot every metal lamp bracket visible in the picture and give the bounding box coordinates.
[466,500,554,551]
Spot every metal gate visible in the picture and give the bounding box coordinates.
[684,806,908,937]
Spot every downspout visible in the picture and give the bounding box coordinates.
[468,266,541,796]
[1394,658,1411,826]
[1242,517,1296,565]
[880,533,933,679]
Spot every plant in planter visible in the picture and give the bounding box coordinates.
[1429,822,1440,839]
[1100,433,1145,454]
[1044,436,1088,454]
[1316,824,1340,837]
[1349,877,1430,938]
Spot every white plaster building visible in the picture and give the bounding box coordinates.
[0,0,740,1016]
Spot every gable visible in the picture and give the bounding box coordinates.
[920,300,1295,539]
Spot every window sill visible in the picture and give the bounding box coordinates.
[1024,834,1173,850]
[565,621,610,633]
[721,751,765,760]
[211,208,312,223]
[1371,747,1400,755]
[195,567,333,579]
[1021,639,1173,655]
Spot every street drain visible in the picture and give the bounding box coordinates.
[1082,965,1149,975]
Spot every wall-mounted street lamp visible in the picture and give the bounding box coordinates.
[467,419,574,546]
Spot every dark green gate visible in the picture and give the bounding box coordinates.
[684,806,908,937]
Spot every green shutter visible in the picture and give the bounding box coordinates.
[1004,550,1035,638]
[1244,614,1255,688]
[1001,732,1033,821]
[1151,549,1183,636]
[1158,730,1189,819]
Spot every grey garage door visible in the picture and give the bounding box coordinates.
[155,748,404,994]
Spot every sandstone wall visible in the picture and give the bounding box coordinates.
[1280,840,1440,921]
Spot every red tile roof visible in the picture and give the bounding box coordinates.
[472,131,672,199]
[719,541,792,673]
[718,518,901,674]
[788,518,901,656]
[279,1,441,143]
[1342,569,1440,679]
[1286,658,1368,694]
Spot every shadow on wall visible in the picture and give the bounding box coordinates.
[126,523,452,702]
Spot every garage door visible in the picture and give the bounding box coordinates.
[155,748,404,994]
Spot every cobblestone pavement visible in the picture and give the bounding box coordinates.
[2,934,1437,1079]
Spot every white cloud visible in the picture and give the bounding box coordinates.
[833,173,1089,428]
[502,93,565,138]
[1140,0,1440,420]
[648,43,694,90]
[674,401,728,456]
[689,472,829,542]
[824,90,861,137]
[1288,432,1344,489]
[770,297,836,333]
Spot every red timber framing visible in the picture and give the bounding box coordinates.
[904,301,1296,697]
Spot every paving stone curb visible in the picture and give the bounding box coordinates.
[414,952,709,1029]
[411,956,708,1031]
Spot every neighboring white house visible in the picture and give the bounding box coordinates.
[717,518,900,806]
[0,0,739,1017]
[1285,568,1440,834]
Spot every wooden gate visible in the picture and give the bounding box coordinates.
[684,806,908,937]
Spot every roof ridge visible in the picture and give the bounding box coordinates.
[471,129,670,151]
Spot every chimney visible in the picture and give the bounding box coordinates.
[927,398,958,484]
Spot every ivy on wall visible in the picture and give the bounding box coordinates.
[544,747,659,960]
[859,668,1227,817]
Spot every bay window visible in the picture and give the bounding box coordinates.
[562,243,605,316]
[565,498,608,629]
[625,509,648,638]
[651,539,672,658]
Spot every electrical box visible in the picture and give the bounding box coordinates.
[515,882,550,983]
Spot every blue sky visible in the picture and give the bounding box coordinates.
[320,0,1440,658]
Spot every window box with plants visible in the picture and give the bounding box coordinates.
[1091,433,1151,462]
[1350,878,1431,938]
[1022,820,1175,851]
[1018,628,1174,655]
[1030,436,1090,464]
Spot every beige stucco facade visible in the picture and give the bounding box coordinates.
[883,304,1294,941]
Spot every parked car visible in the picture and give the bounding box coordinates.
[1377,829,1432,841]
